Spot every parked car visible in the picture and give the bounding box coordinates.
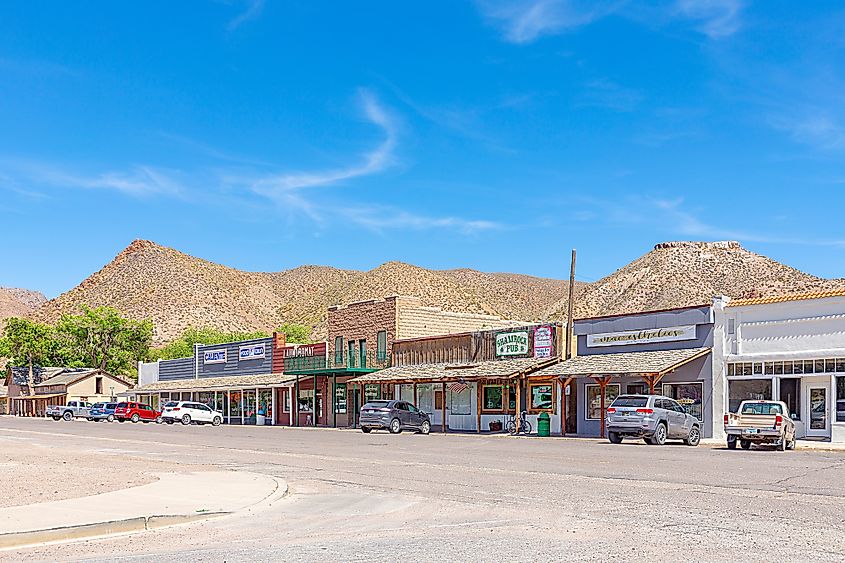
[114,402,161,424]
[605,394,701,446]
[88,402,119,422]
[160,401,223,426]
[724,400,796,451]
[47,401,92,421]
[359,400,431,434]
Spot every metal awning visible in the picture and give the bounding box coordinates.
[530,347,711,379]
[13,393,67,401]
[134,373,298,393]
[347,357,557,384]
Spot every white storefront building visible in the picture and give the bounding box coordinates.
[713,289,845,442]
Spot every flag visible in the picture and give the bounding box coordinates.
[448,382,468,394]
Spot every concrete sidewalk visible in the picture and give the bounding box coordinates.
[0,471,286,549]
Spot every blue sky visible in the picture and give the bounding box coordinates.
[2,1,845,298]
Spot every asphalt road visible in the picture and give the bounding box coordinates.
[3,417,845,562]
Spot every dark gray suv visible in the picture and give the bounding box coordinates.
[606,394,701,446]
[359,400,431,434]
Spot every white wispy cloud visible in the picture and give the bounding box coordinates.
[476,0,624,43]
[227,0,265,31]
[341,206,501,235]
[247,90,398,204]
[769,112,845,152]
[674,0,743,39]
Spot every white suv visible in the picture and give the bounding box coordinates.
[161,401,223,426]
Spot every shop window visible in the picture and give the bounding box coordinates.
[626,384,647,395]
[298,389,314,413]
[816,360,827,374]
[282,389,290,413]
[662,382,704,421]
[838,359,845,373]
[229,391,243,417]
[482,385,504,412]
[259,390,273,419]
[727,363,735,376]
[779,378,801,420]
[826,359,838,374]
[359,339,367,368]
[508,385,516,411]
[764,362,774,375]
[377,331,388,361]
[334,336,343,364]
[434,389,443,410]
[450,387,471,415]
[792,361,803,375]
[335,384,347,414]
[364,384,381,402]
[728,379,772,413]
[803,360,814,374]
[348,341,356,367]
[530,384,554,412]
[753,363,763,375]
[837,377,845,423]
[773,362,784,375]
[585,384,620,420]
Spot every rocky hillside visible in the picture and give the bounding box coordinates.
[0,287,47,321]
[550,241,845,319]
[32,240,576,344]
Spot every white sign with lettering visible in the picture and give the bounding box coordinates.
[496,331,529,356]
[239,344,266,361]
[586,325,697,348]
[203,349,227,364]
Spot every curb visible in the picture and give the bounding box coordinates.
[0,476,289,551]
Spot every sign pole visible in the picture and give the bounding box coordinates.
[562,249,576,436]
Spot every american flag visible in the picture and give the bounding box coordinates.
[448,382,468,394]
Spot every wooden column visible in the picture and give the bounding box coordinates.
[313,374,318,427]
[476,381,482,433]
[591,375,611,438]
[441,381,447,434]
[560,376,574,436]
[413,382,418,407]
[294,375,300,427]
[332,374,337,428]
[515,379,522,433]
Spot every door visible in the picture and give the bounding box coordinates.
[663,399,686,438]
[359,340,367,368]
[408,403,424,427]
[808,387,828,437]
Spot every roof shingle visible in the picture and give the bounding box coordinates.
[727,288,845,308]
[531,347,711,378]
[347,357,556,384]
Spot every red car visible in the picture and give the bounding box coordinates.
[115,402,161,424]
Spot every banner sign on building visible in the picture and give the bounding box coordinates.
[534,325,553,358]
[203,349,227,364]
[496,331,529,356]
[586,325,697,348]
[283,342,327,358]
[239,343,266,361]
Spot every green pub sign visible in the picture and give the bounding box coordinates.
[496,331,529,356]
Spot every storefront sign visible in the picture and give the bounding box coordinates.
[203,349,227,364]
[496,331,529,356]
[587,325,696,348]
[283,342,327,358]
[239,343,266,361]
[534,325,553,358]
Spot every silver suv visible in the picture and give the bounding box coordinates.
[606,394,701,446]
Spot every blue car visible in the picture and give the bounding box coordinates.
[88,402,118,422]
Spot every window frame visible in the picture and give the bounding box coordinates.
[481,384,505,413]
[585,384,621,420]
[528,382,555,414]
[661,381,705,422]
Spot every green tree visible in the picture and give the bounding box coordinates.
[152,327,270,360]
[275,323,310,344]
[55,306,153,377]
[1,317,60,388]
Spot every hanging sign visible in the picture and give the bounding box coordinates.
[496,331,529,356]
[239,344,266,361]
[586,325,697,348]
[203,349,227,364]
[534,325,553,358]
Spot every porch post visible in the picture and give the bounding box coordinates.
[413,382,418,407]
[600,378,606,439]
[332,374,337,428]
[294,375,300,427]
[441,381,447,434]
[515,379,522,433]
[476,381,482,433]
[313,374,318,427]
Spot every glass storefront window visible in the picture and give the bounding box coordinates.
[229,391,243,417]
[259,390,273,420]
[483,385,504,411]
[837,377,845,423]
[198,392,214,409]
[728,379,772,413]
[364,384,381,401]
[662,382,704,421]
[298,389,314,413]
[529,384,553,411]
[780,378,801,420]
[450,387,471,415]
[243,391,256,424]
[585,384,620,420]
[335,384,347,414]
[508,386,516,411]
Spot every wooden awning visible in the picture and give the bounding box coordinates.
[530,347,711,379]
[347,357,557,385]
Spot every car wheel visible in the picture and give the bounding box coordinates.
[779,436,788,452]
[684,426,701,447]
[87,417,93,422]
[181,414,191,425]
[107,414,115,422]
[362,427,372,433]
[130,413,140,423]
[52,416,61,421]
[419,420,431,435]
[155,416,163,424]
[166,419,174,425]
[212,416,222,426]
[608,432,623,444]
[389,418,401,434]
[727,435,737,449]
[63,411,73,422]
[652,423,667,445]
[740,439,751,450]
[787,435,796,450]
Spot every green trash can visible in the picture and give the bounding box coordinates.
[537,412,551,437]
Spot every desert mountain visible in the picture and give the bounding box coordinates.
[31,240,577,344]
[0,287,47,321]
[550,241,845,320]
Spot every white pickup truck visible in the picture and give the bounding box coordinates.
[724,400,796,451]
[47,401,92,421]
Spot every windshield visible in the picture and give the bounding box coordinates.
[741,402,783,415]
[611,396,649,408]
[363,401,391,409]
[116,402,128,408]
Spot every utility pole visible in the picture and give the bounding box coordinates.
[561,249,576,436]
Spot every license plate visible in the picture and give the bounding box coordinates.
[744,429,758,434]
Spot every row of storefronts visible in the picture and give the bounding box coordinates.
[117,288,845,443]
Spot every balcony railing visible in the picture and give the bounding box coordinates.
[283,350,390,373]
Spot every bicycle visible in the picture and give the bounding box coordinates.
[506,410,532,435]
